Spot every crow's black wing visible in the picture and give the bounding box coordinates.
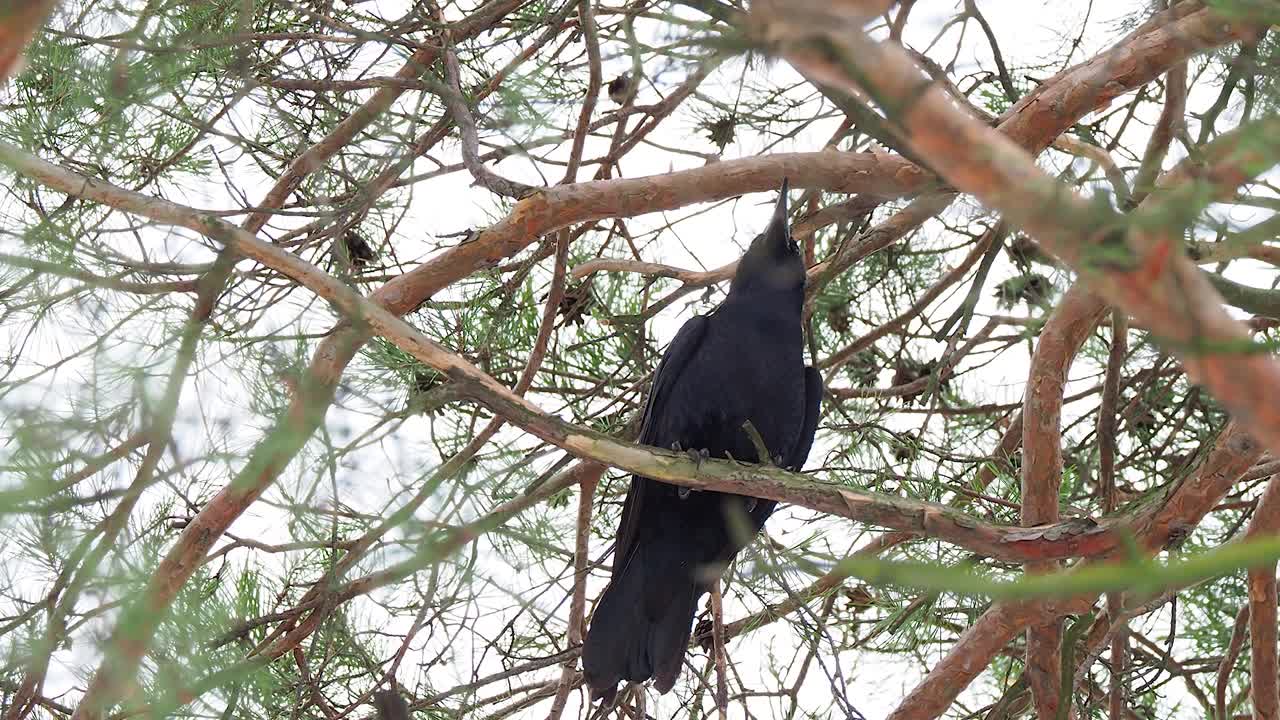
[612,314,711,569]
[636,315,711,447]
[783,366,822,471]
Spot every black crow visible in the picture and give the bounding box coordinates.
[582,179,822,703]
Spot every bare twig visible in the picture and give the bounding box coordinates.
[240,0,526,234]
[822,224,996,369]
[1217,605,1250,720]
[440,40,533,198]
[561,0,601,185]
[546,470,598,720]
[1129,60,1188,208]
[710,581,729,720]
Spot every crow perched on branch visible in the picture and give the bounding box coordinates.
[582,179,822,703]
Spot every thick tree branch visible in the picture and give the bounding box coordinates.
[1128,60,1187,208]
[1101,310,1130,720]
[1020,285,1108,720]
[1247,475,1280,720]
[0,1,57,83]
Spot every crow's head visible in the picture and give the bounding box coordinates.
[731,178,805,295]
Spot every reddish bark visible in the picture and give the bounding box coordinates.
[1021,286,1108,719]
[1247,478,1280,720]
[0,1,57,83]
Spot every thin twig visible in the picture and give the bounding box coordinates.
[1217,605,1250,720]
[546,468,597,720]
[440,39,533,198]
[741,420,773,465]
[561,0,601,184]
[710,580,729,720]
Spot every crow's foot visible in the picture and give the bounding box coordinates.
[687,447,710,466]
[675,447,708,499]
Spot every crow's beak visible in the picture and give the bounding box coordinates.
[773,178,789,226]
[760,178,792,254]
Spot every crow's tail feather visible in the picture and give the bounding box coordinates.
[582,542,699,704]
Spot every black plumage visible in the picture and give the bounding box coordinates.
[582,179,822,703]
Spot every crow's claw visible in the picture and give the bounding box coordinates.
[677,448,708,499]
[745,497,758,513]
[670,441,683,452]
[772,453,785,467]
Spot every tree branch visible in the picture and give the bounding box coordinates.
[1020,285,1108,720]
[1247,475,1280,720]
